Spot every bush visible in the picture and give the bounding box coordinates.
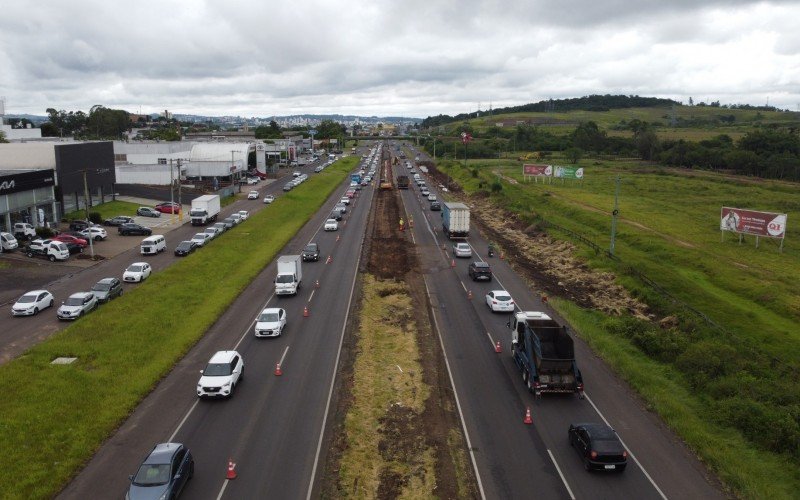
[712,398,800,457]
[88,212,102,224]
[675,340,739,388]
[34,227,56,238]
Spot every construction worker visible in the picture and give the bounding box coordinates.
[399,218,405,231]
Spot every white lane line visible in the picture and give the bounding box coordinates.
[215,477,230,500]
[547,449,576,500]
[306,206,367,500]
[277,345,290,367]
[584,393,668,500]
[485,331,497,349]
[307,289,315,303]
[168,400,199,442]
[424,277,487,499]
[459,280,468,292]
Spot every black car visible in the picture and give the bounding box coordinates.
[104,215,135,227]
[62,241,84,255]
[568,423,628,472]
[91,277,123,303]
[468,261,492,281]
[329,211,343,221]
[302,243,320,262]
[68,220,93,231]
[174,240,197,256]
[127,442,194,500]
[430,201,441,211]
[118,223,152,236]
[221,218,236,229]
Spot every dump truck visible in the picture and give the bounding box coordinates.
[190,195,221,226]
[275,255,302,296]
[442,202,470,238]
[509,311,583,397]
[396,175,410,189]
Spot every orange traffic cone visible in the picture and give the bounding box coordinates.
[326,255,332,264]
[315,279,320,289]
[467,290,473,300]
[495,341,502,353]
[523,407,533,425]
[226,458,237,479]
[336,234,340,242]
[303,306,310,317]
[541,295,548,303]
[274,363,283,376]
[451,259,455,268]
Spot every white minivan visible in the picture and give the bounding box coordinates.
[0,232,19,252]
[140,235,166,255]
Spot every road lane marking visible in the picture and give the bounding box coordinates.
[547,449,576,500]
[307,289,315,303]
[485,331,497,349]
[215,477,230,500]
[168,400,199,442]
[277,345,290,367]
[584,393,668,500]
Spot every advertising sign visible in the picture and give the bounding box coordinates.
[720,207,787,239]
[553,166,584,179]
[523,164,552,176]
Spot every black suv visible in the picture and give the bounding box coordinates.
[302,243,320,262]
[468,261,492,281]
[118,223,152,236]
[430,201,441,211]
[91,277,123,303]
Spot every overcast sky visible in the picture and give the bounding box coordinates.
[2,0,799,119]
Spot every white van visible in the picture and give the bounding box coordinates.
[140,235,166,255]
[0,232,19,252]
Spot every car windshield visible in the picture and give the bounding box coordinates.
[64,297,84,306]
[193,235,205,240]
[18,295,37,303]
[304,245,317,252]
[457,244,469,250]
[495,294,511,301]
[177,242,192,250]
[189,209,205,216]
[204,362,231,376]
[92,283,111,291]
[259,312,280,322]
[127,265,143,272]
[276,274,294,284]
[132,463,171,486]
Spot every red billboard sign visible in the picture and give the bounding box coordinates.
[523,164,552,176]
[720,207,787,239]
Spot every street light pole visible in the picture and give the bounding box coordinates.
[82,169,95,259]
[169,159,176,225]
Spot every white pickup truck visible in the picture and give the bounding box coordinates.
[25,239,70,262]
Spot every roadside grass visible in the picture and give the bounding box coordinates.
[439,159,800,498]
[0,157,357,499]
[63,200,141,221]
[338,276,434,497]
[557,300,800,499]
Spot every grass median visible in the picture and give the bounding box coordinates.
[0,157,357,499]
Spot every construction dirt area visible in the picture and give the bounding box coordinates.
[322,159,478,498]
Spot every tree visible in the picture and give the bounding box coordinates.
[571,121,606,153]
[634,128,660,160]
[255,120,283,140]
[565,147,583,163]
[0,130,7,143]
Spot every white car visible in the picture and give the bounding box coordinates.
[245,177,259,185]
[324,218,339,231]
[123,262,152,283]
[427,194,437,201]
[191,233,210,247]
[247,190,259,200]
[453,242,472,258]
[197,350,244,398]
[11,290,54,316]
[79,226,108,241]
[263,195,275,204]
[254,307,286,337]
[57,292,98,320]
[237,210,249,220]
[486,290,515,312]
[340,197,350,205]
[203,227,220,240]
[229,213,243,225]
[292,171,301,177]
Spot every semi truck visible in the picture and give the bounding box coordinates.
[442,202,470,238]
[396,175,410,189]
[190,195,221,226]
[508,311,584,398]
[275,255,303,296]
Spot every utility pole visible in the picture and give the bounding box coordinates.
[169,159,176,225]
[82,169,95,259]
[177,159,183,221]
[610,175,621,256]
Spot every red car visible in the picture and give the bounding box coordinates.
[53,234,88,247]
[248,169,268,180]
[155,202,181,214]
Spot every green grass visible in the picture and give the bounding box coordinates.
[63,200,141,221]
[0,157,357,499]
[438,158,800,498]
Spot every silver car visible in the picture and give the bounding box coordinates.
[57,292,98,320]
[452,242,472,258]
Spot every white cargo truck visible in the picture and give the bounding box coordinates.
[275,255,303,296]
[442,202,470,239]
[190,195,221,226]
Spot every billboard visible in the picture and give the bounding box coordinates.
[720,207,787,239]
[523,164,552,176]
[553,166,584,179]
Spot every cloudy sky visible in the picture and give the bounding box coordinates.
[2,0,799,119]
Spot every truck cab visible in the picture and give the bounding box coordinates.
[25,239,70,262]
[14,222,36,240]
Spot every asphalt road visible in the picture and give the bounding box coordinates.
[58,149,378,499]
[395,146,723,500]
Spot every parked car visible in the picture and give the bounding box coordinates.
[127,443,194,500]
[263,195,275,204]
[282,183,293,192]
[247,190,259,200]
[69,220,94,231]
[91,277,123,303]
[568,423,628,472]
[189,233,208,247]
[334,203,347,214]
[11,290,54,316]
[324,218,339,231]
[468,261,492,281]
[292,171,301,177]
[53,234,88,248]
[221,217,236,230]
[57,292,98,320]
[229,213,243,225]
[302,242,320,262]
[174,240,197,256]
[244,177,259,185]
[340,196,350,206]
[453,242,472,258]
[79,226,108,241]
[60,239,85,255]
[136,207,162,218]
[248,169,268,179]
[197,350,244,398]
[237,210,249,220]
[254,307,287,337]
[203,227,220,240]
[329,210,343,221]
[123,262,152,282]
[154,202,181,214]
[430,201,441,211]
[119,223,152,236]
[103,215,134,226]
[13,222,37,240]
[485,290,514,312]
